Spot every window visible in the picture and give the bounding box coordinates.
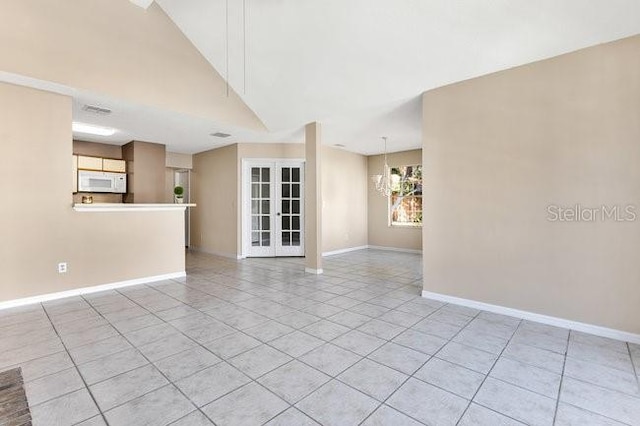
[389,165,422,227]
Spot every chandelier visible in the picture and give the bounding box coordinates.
[371,137,392,196]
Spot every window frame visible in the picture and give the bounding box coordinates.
[387,164,423,228]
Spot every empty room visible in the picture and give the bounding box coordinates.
[0,1,639,425]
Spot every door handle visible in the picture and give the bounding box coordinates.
[277,212,281,216]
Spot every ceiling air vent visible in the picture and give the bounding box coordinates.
[82,105,112,115]
[210,132,231,138]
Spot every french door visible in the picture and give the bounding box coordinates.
[245,160,305,257]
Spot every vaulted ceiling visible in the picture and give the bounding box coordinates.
[145,0,640,153]
[4,0,640,154]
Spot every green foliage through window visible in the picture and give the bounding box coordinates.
[389,165,422,226]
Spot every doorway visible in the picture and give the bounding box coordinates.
[174,169,191,247]
[243,160,305,257]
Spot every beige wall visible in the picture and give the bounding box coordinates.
[122,141,166,203]
[191,144,239,257]
[0,82,185,303]
[422,35,640,334]
[368,150,423,251]
[236,143,305,160]
[323,147,368,253]
[164,169,175,204]
[191,142,369,258]
[305,124,323,271]
[0,0,263,131]
[166,152,193,169]
[73,140,122,160]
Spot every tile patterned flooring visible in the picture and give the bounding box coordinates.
[0,249,639,426]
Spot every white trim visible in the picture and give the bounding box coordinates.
[0,70,77,97]
[0,272,186,311]
[367,245,422,254]
[305,268,324,275]
[196,244,417,259]
[322,245,369,257]
[422,290,640,345]
[190,246,243,260]
[241,158,306,163]
[73,203,195,212]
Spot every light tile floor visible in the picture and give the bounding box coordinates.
[1,250,639,426]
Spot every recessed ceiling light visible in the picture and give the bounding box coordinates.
[72,122,116,136]
[210,132,231,138]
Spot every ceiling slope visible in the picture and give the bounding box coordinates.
[129,0,154,9]
[157,0,640,153]
[0,0,265,132]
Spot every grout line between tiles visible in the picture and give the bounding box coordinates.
[627,342,640,393]
[453,312,522,426]
[354,303,470,425]
[551,326,571,425]
[11,250,633,426]
[40,303,110,426]
[84,292,234,424]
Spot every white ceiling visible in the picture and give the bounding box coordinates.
[129,0,154,9]
[154,0,640,154]
[0,70,301,153]
[8,1,640,155]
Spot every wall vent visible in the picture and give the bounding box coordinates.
[210,132,231,138]
[82,105,112,115]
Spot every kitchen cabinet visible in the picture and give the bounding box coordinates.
[76,155,126,173]
[77,155,103,171]
[103,159,126,173]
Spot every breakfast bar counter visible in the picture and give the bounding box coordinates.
[73,203,196,212]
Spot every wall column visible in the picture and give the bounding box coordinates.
[305,122,323,274]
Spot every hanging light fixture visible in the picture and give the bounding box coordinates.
[371,137,392,196]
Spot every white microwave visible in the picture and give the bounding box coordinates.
[78,170,126,193]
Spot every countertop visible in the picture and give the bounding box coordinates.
[73,203,196,212]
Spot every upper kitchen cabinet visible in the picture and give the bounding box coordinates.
[103,158,126,173]
[76,155,126,173]
[72,141,128,203]
[77,155,103,171]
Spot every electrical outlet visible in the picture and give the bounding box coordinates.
[57,262,68,274]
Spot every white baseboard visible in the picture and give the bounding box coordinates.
[0,272,187,312]
[367,245,422,254]
[422,290,640,345]
[190,246,243,260]
[195,245,418,259]
[322,245,369,257]
[305,268,324,275]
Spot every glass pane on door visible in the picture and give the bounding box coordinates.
[250,167,272,247]
[281,166,302,247]
[246,161,304,258]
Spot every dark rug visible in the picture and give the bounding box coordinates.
[0,368,31,426]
